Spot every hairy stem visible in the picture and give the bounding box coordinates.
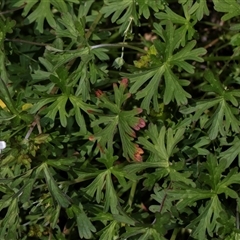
[91,43,146,53]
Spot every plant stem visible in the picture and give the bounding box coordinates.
[91,43,146,53]
[128,180,137,207]
[237,203,239,229]
[219,47,240,75]
[24,115,42,140]
[0,4,25,15]
[85,12,103,40]
[5,38,48,46]
[203,56,240,61]
[170,228,179,240]
[66,11,103,70]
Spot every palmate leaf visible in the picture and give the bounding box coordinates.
[219,137,240,168]
[13,0,78,33]
[181,70,240,139]
[168,187,217,239]
[0,198,19,239]
[213,0,240,30]
[149,184,172,213]
[14,0,55,33]
[155,4,197,47]
[55,12,86,43]
[99,221,119,240]
[76,204,97,239]
[169,164,195,187]
[45,47,109,102]
[84,171,106,204]
[138,124,185,164]
[29,94,98,131]
[69,95,100,133]
[45,47,91,70]
[188,196,223,240]
[179,0,209,21]
[91,80,145,161]
[213,0,240,21]
[100,0,138,33]
[202,154,227,190]
[196,155,240,194]
[169,154,240,239]
[124,22,206,112]
[121,225,166,240]
[189,0,209,21]
[30,95,68,127]
[137,0,167,19]
[84,170,120,214]
[43,164,72,208]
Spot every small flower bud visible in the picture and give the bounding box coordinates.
[95,90,103,98]
[88,135,95,141]
[121,78,128,87]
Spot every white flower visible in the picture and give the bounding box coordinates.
[0,141,6,153]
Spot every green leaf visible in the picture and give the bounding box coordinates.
[46,157,77,171]
[19,177,36,204]
[124,22,205,112]
[149,184,172,213]
[15,0,56,33]
[202,154,227,190]
[76,204,97,239]
[217,168,240,194]
[99,221,119,240]
[113,213,136,226]
[169,188,214,210]
[123,162,169,175]
[188,196,223,240]
[84,170,120,214]
[155,5,197,46]
[100,0,138,31]
[163,67,191,105]
[84,171,106,203]
[138,0,167,19]
[169,166,195,187]
[189,0,209,20]
[219,137,240,168]
[213,0,240,21]
[0,198,19,239]
[105,171,119,214]
[97,151,119,169]
[138,124,185,163]
[181,91,240,139]
[69,95,100,133]
[91,82,145,161]
[121,226,164,239]
[43,164,72,208]
[14,0,76,33]
[0,78,19,116]
[0,18,16,45]
[40,95,68,127]
[55,12,85,43]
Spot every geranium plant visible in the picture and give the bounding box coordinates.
[1,0,240,239]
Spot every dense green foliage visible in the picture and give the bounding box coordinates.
[1,0,240,239]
